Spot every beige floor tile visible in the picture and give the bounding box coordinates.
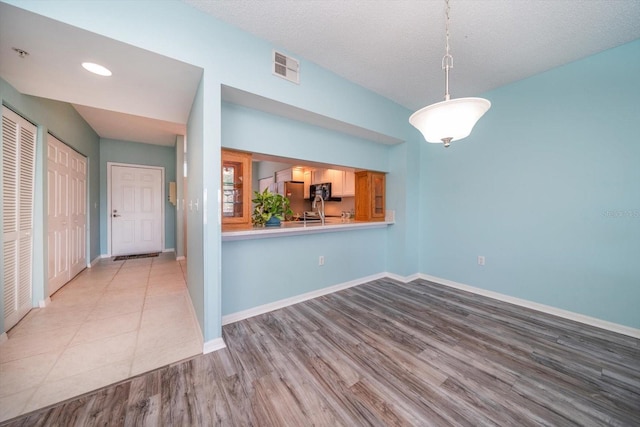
[148,274,184,284]
[8,308,89,337]
[142,292,190,315]
[70,311,141,346]
[0,351,61,398]
[46,331,137,382]
[131,338,201,376]
[1,254,201,417]
[86,298,144,321]
[106,279,148,291]
[135,319,200,355]
[0,325,77,364]
[48,292,103,310]
[145,281,186,297]
[0,387,36,422]
[23,359,132,414]
[100,287,147,304]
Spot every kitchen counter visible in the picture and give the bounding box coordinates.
[221,217,394,241]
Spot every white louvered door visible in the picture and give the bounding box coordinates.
[47,134,87,295]
[2,107,36,331]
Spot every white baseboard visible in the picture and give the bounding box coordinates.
[418,273,640,339]
[38,297,51,308]
[163,248,175,253]
[176,256,185,261]
[183,289,204,352]
[222,272,388,325]
[220,270,639,340]
[88,255,105,268]
[203,337,226,354]
[0,332,7,345]
[386,272,421,284]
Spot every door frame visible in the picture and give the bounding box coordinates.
[107,162,165,256]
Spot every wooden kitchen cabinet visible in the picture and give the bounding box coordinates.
[222,149,252,227]
[355,171,385,221]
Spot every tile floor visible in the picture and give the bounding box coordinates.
[0,253,202,422]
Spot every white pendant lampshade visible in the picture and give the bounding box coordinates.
[410,0,491,148]
[409,97,491,144]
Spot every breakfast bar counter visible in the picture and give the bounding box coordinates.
[221,218,394,241]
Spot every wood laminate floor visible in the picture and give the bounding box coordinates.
[2,278,639,426]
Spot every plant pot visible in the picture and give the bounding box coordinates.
[265,216,281,227]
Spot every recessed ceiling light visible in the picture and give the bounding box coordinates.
[82,62,112,77]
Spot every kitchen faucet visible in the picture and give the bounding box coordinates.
[312,194,325,225]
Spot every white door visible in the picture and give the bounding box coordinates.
[47,134,88,295]
[69,153,87,278]
[2,107,36,330]
[47,136,70,294]
[111,165,163,256]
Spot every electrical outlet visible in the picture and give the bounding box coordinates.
[318,256,325,266]
[478,256,485,266]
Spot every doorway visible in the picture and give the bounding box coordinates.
[108,163,164,256]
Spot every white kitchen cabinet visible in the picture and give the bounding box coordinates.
[342,171,355,197]
[276,167,304,183]
[259,176,274,193]
[311,168,354,197]
[303,171,311,199]
[330,170,344,196]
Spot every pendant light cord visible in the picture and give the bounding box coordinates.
[442,0,453,101]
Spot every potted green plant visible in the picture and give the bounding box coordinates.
[251,188,293,227]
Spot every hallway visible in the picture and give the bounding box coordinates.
[0,253,202,422]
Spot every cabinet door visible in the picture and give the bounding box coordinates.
[259,177,273,192]
[371,173,385,220]
[343,171,355,197]
[303,171,311,199]
[330,169,344,197]
[354,170,385,221]
[275,169,292,183]
[222,150,252,226]
[354,171,370,221]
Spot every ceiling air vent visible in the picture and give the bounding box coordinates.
[273,50,299,84]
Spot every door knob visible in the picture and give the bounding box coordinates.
[112,214,121,217]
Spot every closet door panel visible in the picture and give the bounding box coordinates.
[2,107,36,330]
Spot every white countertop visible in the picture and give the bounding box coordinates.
[222,218,394,241]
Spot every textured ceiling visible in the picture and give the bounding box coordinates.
[183,0,640,111]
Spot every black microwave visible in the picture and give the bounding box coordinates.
[310,183,331,201]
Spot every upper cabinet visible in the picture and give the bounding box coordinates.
[355,171,385,221]
[275,167,304,183]
[311,168,355,197]
[222,149,252,228]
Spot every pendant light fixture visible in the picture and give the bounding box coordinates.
[409,0,490,147]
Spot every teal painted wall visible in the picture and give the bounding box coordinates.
[420,40,640,328]
[185,76,206,337]
[99,139,176,254]
[222,102,392,172]
[222,229,387,315]
[1,77,100,333]
[221,102,394,314]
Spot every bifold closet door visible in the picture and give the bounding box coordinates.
[2,107,36,331]
[47,134,87,295]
